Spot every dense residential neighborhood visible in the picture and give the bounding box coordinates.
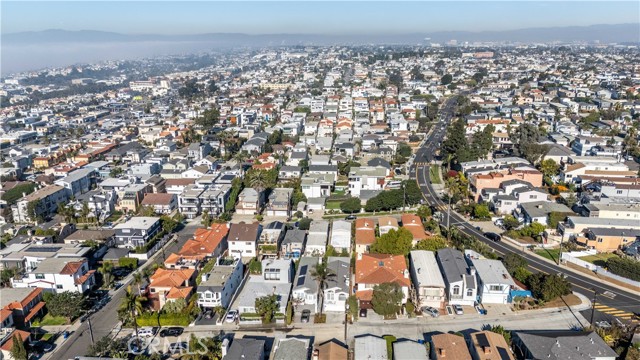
[1,42,639,360]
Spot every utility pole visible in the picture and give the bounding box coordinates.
[557,231,565,266]
[590,289,597,328]
[446,190,452,243]
[88,316,95,345]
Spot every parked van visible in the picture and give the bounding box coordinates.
[386,181,402,189]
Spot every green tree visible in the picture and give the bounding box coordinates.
[310,262,336,317]
[440,74,453,85]
[471,124,495,159]
[298,217,312,230]
[255,294,278,324]
[489,325,511,345]
[340,197,361,214]
[416,205,432,219]
[527,273,571,301]
[138,205,156,217]
[371,282,404,317]
[539,158,560,178]
[160,215,178,233]
[502,253,527,275]
[10,333,27,360]
[402,180,423,206]
[564,191,578,209]
[195,108,220,128]
[371,228,413,255]
[414,235,448,252]
[45,291,84,320]
[26,199,42,223]
[442,119,474,164]
[202,209,212,228]
[473,204,491,220]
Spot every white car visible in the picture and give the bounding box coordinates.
[453,305,464,315]
[225,310,238,323]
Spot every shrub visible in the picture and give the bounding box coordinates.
[313,314,326,323]
[118,257,138,269]
[606,257,640,281]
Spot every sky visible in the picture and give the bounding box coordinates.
[2,1,639,35]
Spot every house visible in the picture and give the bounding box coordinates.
[437,248,477,306]
[141,193,177,214]
[148,268,195,309]
[468,331,515,360]
[259,221,285,258]
[430,333,471,360]
[393,340,430,360]
[12,185,68,223]
[292,257,320,312]
[575,228,640,252]
[355,335,388,360]
[236,188,264,215]
[178,223,229,260]
[355,253,410,308]
[322,257,351,313]
[266,188,293,217]
[236,259,293,315]
[64,229,115,247]
[330,221,351,253]
[401,214,428,244]
[305,220,329,256]
[279,166,303,181]
[301,174,333,199]
[281,229,307,260]
[519,201,572,225]
[314,339,348,360]
[470,170,543,202]
[197,257,243,309]
[228,222,261,259]
[409,250,446,309]
[113,217,161,249]
[469,258,515,304]
[512,331,617,360]
[11,257,95,293]
[163,253,200,270]
[178,184,205,219]
[354,218,376,255]
[348,166,388,197]
[223,338,265,360]
[1,288,45,328]
[378,216,399,235]
[54,168,94,197]
[0,329,31,360]
[273,337,311,360]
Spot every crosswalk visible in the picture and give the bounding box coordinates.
[594,304,639,323]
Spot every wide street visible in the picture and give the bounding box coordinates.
[49,217,203,360]
[415,96,640,327]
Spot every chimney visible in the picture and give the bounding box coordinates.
[439,348,446,356]
[357,252,363,260]
[483,346,491,355]
[470,267,477,276]
[221,338,229,357]
[403,269,409,278]
[312,348,319,360]
[201,273,208,282]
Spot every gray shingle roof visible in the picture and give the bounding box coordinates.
[514,331,617,360]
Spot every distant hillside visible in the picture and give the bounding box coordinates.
[3,23,639,45]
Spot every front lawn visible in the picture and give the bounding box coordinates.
[535,248,561,263]
[32,314,68,326]
[326,200,342,210]
[579,253,618,267]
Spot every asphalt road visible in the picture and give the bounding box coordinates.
[415,96,640,327]
[52,218,202,360]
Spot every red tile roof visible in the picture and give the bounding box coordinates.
[355,254,410,287]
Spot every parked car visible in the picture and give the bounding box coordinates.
[345,215,357,220]
[159,327,184,337]
[484,232,501,242]
[225,310,238,323]
[422,306,439,318]
[137,327,156,338]
[301,309,311,323]
[359,308,367,318]
[203,309,213,319]
[113,282,123,290]
[453,305,464,315]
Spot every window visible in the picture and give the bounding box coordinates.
[489,285,503,292]
[452,285,460,295]
[467,288,473,297]
[56,284,63,289]
[617,190,623,195]
[35,274,45,279]
[326,291,335,301]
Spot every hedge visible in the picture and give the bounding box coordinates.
[136,312,191,327]
[606,257,640,281]
[119,257,138,269]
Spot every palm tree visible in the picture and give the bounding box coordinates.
[98,261,114,288]
[249,170,269,195]
[132,271,144,296]
[233,150,249,164]
[119,286,146,349]
[310,262,336,317]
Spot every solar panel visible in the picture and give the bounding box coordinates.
[296,275,306,287]
[476,333,490,348]
[299,265,308,276]
[25,246,62,253]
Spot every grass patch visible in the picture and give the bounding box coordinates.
[196,258,217,285]
[332,189,346,196]
[326,200,342,210]
[32,314,68,326]
[535,248,561,263]
[429,166,441,184]
[383,335,396,359]
[579,253,619,267]
[41,333,54,342]
[105,211,123,223]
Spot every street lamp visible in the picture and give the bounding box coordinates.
[344,303,350,342]
[590,288,598,329]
